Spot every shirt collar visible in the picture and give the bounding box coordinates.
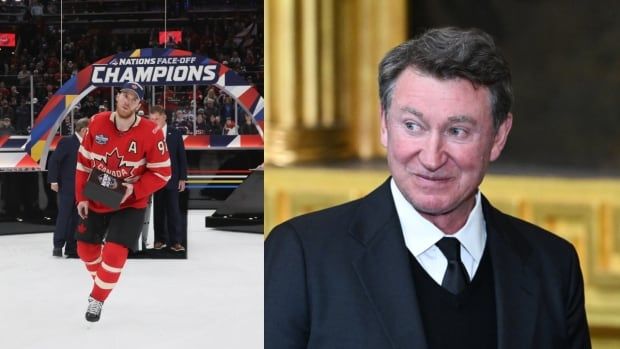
[390,178,486,263]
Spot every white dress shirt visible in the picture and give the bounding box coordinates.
[390,179,487,285]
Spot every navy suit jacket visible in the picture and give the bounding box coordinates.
[47,134,80,198]
[265,179,591,349]
[164,127,188,190]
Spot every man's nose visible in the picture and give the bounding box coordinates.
[418,133,447,171]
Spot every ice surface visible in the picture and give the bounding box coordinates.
[0,210,263,349]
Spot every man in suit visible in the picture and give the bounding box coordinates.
[47,117,89,257]
[149,105,188,252]
[265,27,591,349]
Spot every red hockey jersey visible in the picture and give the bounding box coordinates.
[75,111,171,213]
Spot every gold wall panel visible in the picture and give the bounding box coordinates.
[265,0,407,165]
[265,166,620,341]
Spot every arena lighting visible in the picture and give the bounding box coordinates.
[158,30,182,45]
[0,33,16,47]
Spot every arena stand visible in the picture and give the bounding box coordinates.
[0,1,264,239]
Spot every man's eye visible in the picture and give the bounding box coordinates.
[404,121,420,131]
[448,127,468,138]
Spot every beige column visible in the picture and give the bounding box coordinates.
[265,0,407,165]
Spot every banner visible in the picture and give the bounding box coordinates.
[19,48,264,170]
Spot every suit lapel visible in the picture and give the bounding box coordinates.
[350,185,540,348]
[483,197,540,349]
[351,180,428,349]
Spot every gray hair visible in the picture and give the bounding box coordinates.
[378,27,513,129]
[75,117,90,132]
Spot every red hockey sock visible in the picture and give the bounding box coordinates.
[90,242,129,302]
[77,241,103,280]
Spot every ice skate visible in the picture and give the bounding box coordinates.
[85,296,103,322]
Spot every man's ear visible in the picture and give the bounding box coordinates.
[490,112,513,162]
[380,107,388,149]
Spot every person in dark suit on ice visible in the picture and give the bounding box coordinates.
[149,105,188,252]
[48,117,89,258]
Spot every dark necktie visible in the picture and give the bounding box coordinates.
[436,237,470,294]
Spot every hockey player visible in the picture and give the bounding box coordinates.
[75,81,171,322]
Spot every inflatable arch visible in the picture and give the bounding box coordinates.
[21,48,264,169]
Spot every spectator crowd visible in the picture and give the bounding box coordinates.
[0,0,263,136]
